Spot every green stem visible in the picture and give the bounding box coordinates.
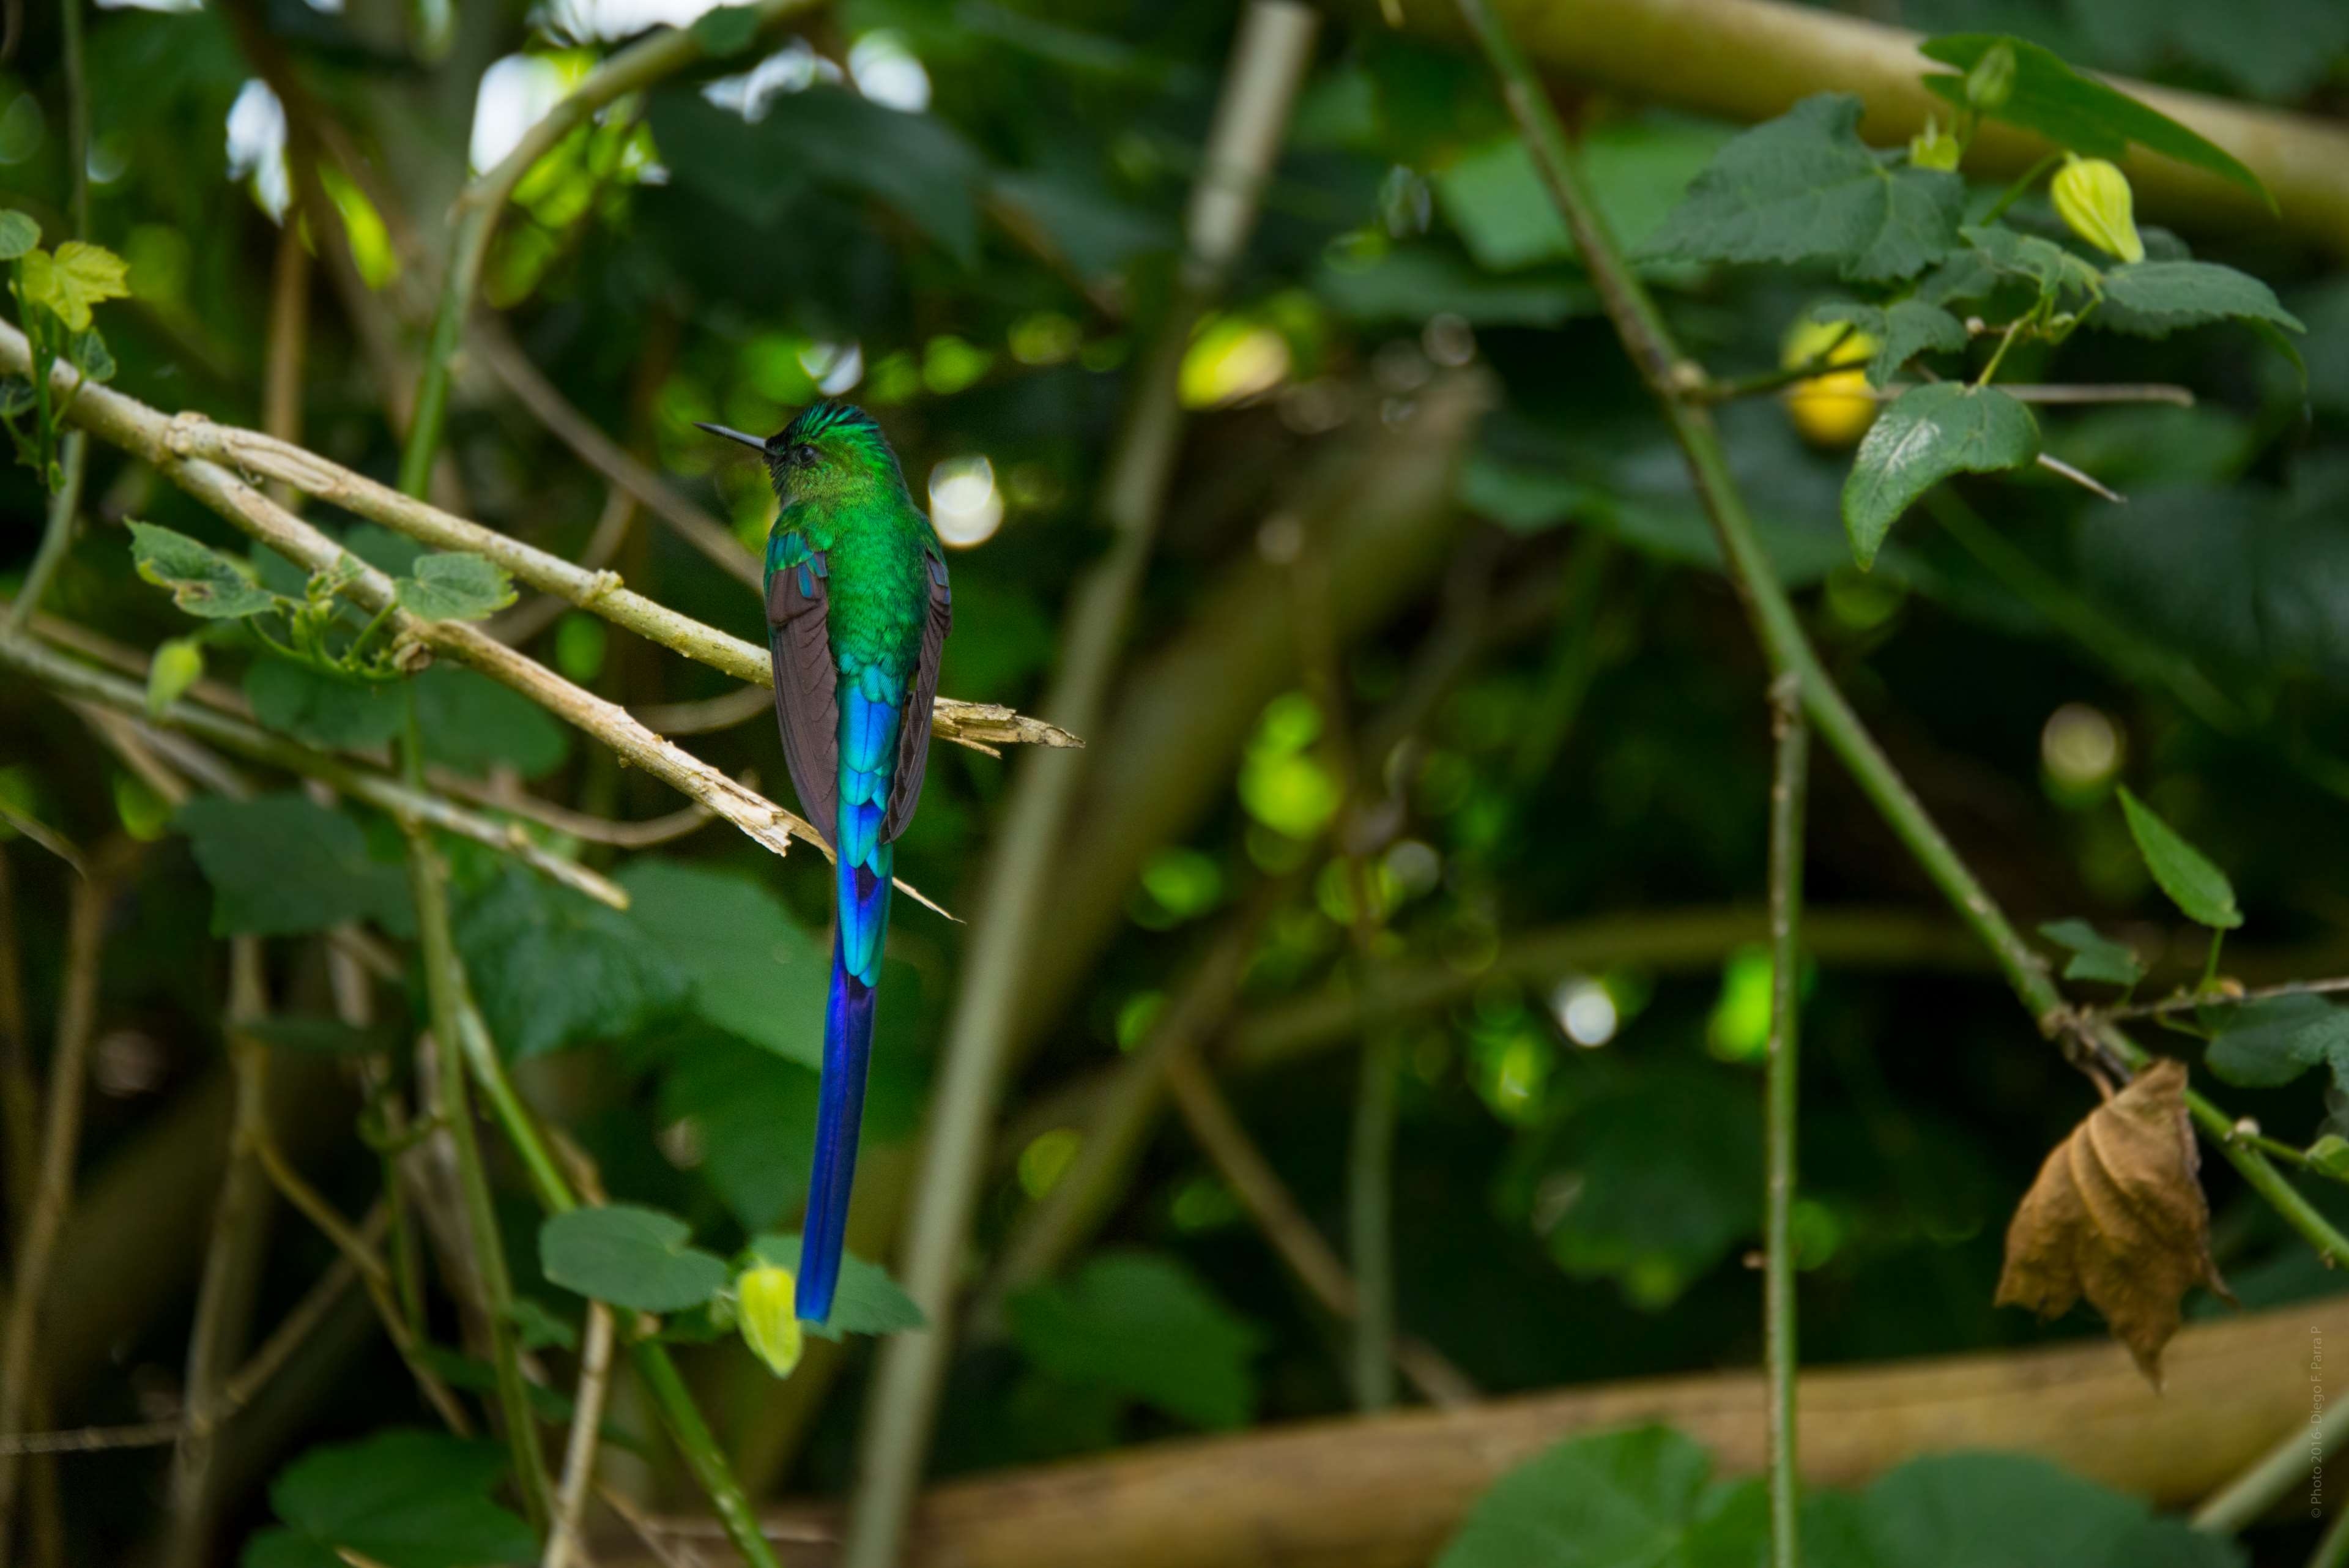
[1453,0,2349,1275]
[2195,1359,2349,1530]
[1346,1030,1399,1413]
[2313,1496,2349,1568]
[1979,151,2060,226]
[2201,931,2227,996]
[1763,674,1808,1568]
[7,435,86,634]
[1694,323,1858,404]
[1972,317,2025,390]
[444,981,784,1568]
[395,209,487,499]
[401,786,554,1533]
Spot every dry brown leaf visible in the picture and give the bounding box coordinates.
[1995,1058,2232,1386]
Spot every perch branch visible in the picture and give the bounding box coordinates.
[1762,672,1808,1568]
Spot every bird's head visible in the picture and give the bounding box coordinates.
[697,401,905,508]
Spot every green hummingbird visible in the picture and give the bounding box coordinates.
[699,403,950,1325]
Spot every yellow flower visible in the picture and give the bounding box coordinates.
[1909,116,1962,173]
[1779,316,1879,450]
[2050,155,2144,264]
[735,1265,803,1378]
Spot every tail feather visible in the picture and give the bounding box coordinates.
[800,847,892,1324]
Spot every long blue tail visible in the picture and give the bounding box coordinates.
[800,804,892,1323]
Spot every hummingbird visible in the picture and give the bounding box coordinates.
[698,404,951,1325]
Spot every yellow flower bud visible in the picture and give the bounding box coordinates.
[1965,43,2016,113]
[736,1265,804,1378]
[1909,117,1961,173]
[2050,155,2143,264]
[1779,316,1879,450]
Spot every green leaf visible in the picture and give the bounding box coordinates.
[245,658,408,749]
[1920,34,2268,204]
[1964,223,2102,298]
[649,85,987,266]
[20,239,133,332]
[1435,119,1729,272]
[177,793,414,938]
[1860,1450,2240,1568]
[1809,299,1969,385]
[1435,1425,1716,1568]
[539,1204,729,1313]
[2206,995,2349,1090]
[2096,260,2306,339]
[128,521,279,620]
[456,867,689,1059]
[2117,786,2242,929]
[146,637,205,718]
[68,325,115,384]
[1842,383,2040,570]
[1638,94,1964,283]
[747,1232,927,1340]
[687,3,764,57]
[413,666,569,778]
[507,1296,578,1351]
[2039,919,2145,988]
[243,1429,533,1568]
[1317,245,1595,328]
[0,210,38,261]
[1008,1250,1263,1430]
[618,859,828,1068]
[395,551,516,622]
[2307,1133,2349,1179]
[657,1030,819,1231]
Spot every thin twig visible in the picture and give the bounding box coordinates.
[0,859,116,1550]
[161,937,281,1568]
[492,486,638,646]
[845,15,1321,1557]
[0,631,631,910]
[430,770,717,850]
[2035,450,2124,503]
[543,1303,615,1568]
[2104,975,2349,1022]
[2195,1360,2349,1531]
[628,685,771,737]
[1162,1042,1477,1408]
[474,319,758,590]
[1763,671,1808,1568]
[1453,0,2349,1273]
[403,817,554,1530]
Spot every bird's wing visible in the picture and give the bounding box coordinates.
[766,540,841,848]
[881,546,951,844]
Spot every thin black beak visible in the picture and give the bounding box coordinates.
[694,421,767,452]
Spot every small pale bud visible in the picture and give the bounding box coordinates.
[2050,155,2144,263]
[736,1265,803,1378]
[1909,116,1961,173]
[147,637,204,717]
[1965,43,2016,113]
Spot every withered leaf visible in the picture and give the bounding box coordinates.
[1995,1059,2230,1386]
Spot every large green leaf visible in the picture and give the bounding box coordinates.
[455,867,689,1058]
[1861,1451,2240,1568]
[1436,1425,1720,1568]
[1638,95,1963,283]
[747,1232,927,1340]
[177,793,414,938]
[413,666,569,779]
[2068,0,2349,103]
[2117,786,2242,930]
[540,1205,729,1313]
[1436,118,1728,272]
[1842,384,2039,569]
[20,239,132,331]
[1008,1251,1263,1431]
[2206,995,2349,1090]
[2096,260,2306,338]
[1920,35,2267,204]
[649,85,985,265]
[128,521,278,620]
[240,1430,533,1568]
[245,658,407,749]
[658,1030,820,1231]
[618,859,828,1068]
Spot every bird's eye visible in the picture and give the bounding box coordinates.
[793,444,820,468]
